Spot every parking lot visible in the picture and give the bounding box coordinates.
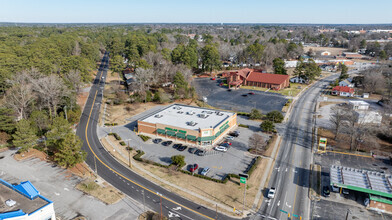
[312,152,392,219]
[99,105,271,180]
[193,78,287,113]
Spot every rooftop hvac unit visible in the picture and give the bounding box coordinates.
[173,106,182,110]
[188,121,197,126]
[199,113,207,118]
[177,111,184,114]
[187,111,195,115]
[5,199,16,207]
[154,114,163,118]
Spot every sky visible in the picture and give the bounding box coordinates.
[1,0,392,24]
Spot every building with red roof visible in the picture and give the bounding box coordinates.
[332,86,355,97]
[225,68,290,91]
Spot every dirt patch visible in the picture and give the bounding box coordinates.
[67,162,95,178]
[319,101,343,108]
[100,135,268,216]
[13,149,47,161]
[76,179,125,205]
[138,211,168,220]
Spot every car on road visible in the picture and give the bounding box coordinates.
[248,92,255,95]
[188,147,197,154]
[214,146,227,152]
[195,149,206,156]
[162,141,173,146]
[323,186,330,197]
[267,187,276,199]
[226,136,234,140]
[173,144,182,149]
[189,164,198,172]
[241,94,248,97]
[153,138,162,144]
[201,167,210,176]
[178,145,187,151]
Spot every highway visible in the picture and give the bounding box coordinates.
[255,75,337,220]
[76,53,239,220]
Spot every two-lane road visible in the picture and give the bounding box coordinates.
[76,53,239,220]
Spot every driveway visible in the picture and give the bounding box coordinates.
[193,78,287,113]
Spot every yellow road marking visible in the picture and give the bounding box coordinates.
[84,61,215,220]
[291,161,302,215]
[324,150,373,158]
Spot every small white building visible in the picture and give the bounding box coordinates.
[356,111,383,124]
[348,100,370,110]
[339,79,354,88]
[290,76,307,84]
[285,60,298,68]
[362,93,369,98]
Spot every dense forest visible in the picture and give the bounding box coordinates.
[1,24,392,167]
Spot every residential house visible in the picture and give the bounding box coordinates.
[343,52,362,59]
[339,79,354,88]
[226,68,290,91]
[290,76,307,84]
[332,86,354,97]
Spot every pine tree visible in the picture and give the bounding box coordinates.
[12,119,37,152]
[0,107,16,133]
[54,133,86,168]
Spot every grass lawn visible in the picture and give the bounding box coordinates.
[240,83,305,97]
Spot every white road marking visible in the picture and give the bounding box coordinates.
[127,183,130,185]
[136,189,139,192]
[277,200,280,207]
[64,188,69,191]
[168,211,180,218]
[131,186,134,189]
[286,202,292,208]
[285,168,288,172]
[153,199,156,202]
[54,192,60,196]
[147,196,150,199]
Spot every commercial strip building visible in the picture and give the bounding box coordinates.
[137,104,237,146]
[330,165,392,213]
[0,179,55,220]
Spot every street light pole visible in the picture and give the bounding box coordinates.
[242,183,247,215]
[142,189,146,213]
[127,141,132,168]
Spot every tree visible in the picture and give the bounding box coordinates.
[329,106,346,140]
[273,58,287,75]
[0,107,16,134]
[201,44,221,73]
[54,133,86,168]
[46,115,73,149]
[12,119,37,152]
[246,42,264,64]
[260,120,275,133]
[29,110,49,135]
[363,69,385,94]
[153,89,163,103]
[380,50,388,60]
[110,55,125,73]
[338,64,349,81]
[248,133,266,155]
[266,111,284,123]
[249,109,263,120]
[171,155,185,168]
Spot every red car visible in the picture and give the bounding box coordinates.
[248,92,255,95]
[211,77,216,80]
[189,164,198,172]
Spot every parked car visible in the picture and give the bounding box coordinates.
[222,141,232,145]
[331,185,339,193]
[201,167,210,176]
[214,146,227,152]
[267,187,276,199]
[153,138,162,144]
[188,147,197,154]
[211,77,216,80]
[230,131,240,137]
[241,94,248,97]
[162,141,173,146]
[342,188,349,195]
[178,145,187,151]
[227,89,232,92]
[323,186,330,197]
[248,92,255,95]
[173,144,182,149]
[189,164,198,172]
[226,136,234,140]
[195,149,206,156]
[220,143,230,148]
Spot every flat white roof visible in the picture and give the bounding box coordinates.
[140,104,235,131]
[349,100,369,105]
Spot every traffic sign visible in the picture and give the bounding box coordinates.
[279,209,288,214]
[240,177,246,184]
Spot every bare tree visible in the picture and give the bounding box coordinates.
[343,107,358,151]
[248,133,266,155]
[65,70,83,94]
[329,105,347,140]
[134,68,155,93]
[363,69,385,95]
[262,43,278,69]
[32,75,68,119]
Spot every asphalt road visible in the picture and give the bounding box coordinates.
[253,75,339,220]
[76,53,240,220]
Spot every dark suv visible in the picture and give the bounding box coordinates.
[178,145,187,151]
[162,141,173,146]
[153,138,162,144]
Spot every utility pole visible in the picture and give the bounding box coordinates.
[94,156,97,174]
[64,106,68,121]
[142,189,146,213]
[345,209,350,220]
[127,141,132,168]
[243,182,247,215]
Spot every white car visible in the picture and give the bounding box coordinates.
[226,136,235,140]
[267,187,276,199]
[214,146,227,152]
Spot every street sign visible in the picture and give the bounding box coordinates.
[279,209,288,214]
[240,177,246,184]
[239,173,248,185]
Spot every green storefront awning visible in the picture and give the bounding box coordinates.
[157,129,166,134]
[166,130,176,136]
[198,136,215,142]
[215,131,221,137]
[187,135,197,141]
[176,132,186,139]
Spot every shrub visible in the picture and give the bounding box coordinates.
[238,124,249,128]
[119,141,126,146]
[249,109,263,120]
[237,112,251,117]
[125,146,133,151]
[266,110,284,123]
[104,123,118,126]
[260,120,275,132]
[133,150,145,161]
[246,156,261,177]
[171,155,185,168]
[138,135,151,142]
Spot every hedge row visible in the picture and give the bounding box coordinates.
[119,141,126,146]
[133,150,145,161]
[238,124,249,128]
[108,132,121,140]
[237,112,250,116]
[245,156,261,177]
[133,150,170,168]
[104,123,118,126]
[138,135,151,142]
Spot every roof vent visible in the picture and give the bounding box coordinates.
[5,199,16,207]
[187,111,195,115]
[177,111,184,114]
[173,106,182,110]
[188,121,197,126]
[154,114,163,118]
[199,113,209,119]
